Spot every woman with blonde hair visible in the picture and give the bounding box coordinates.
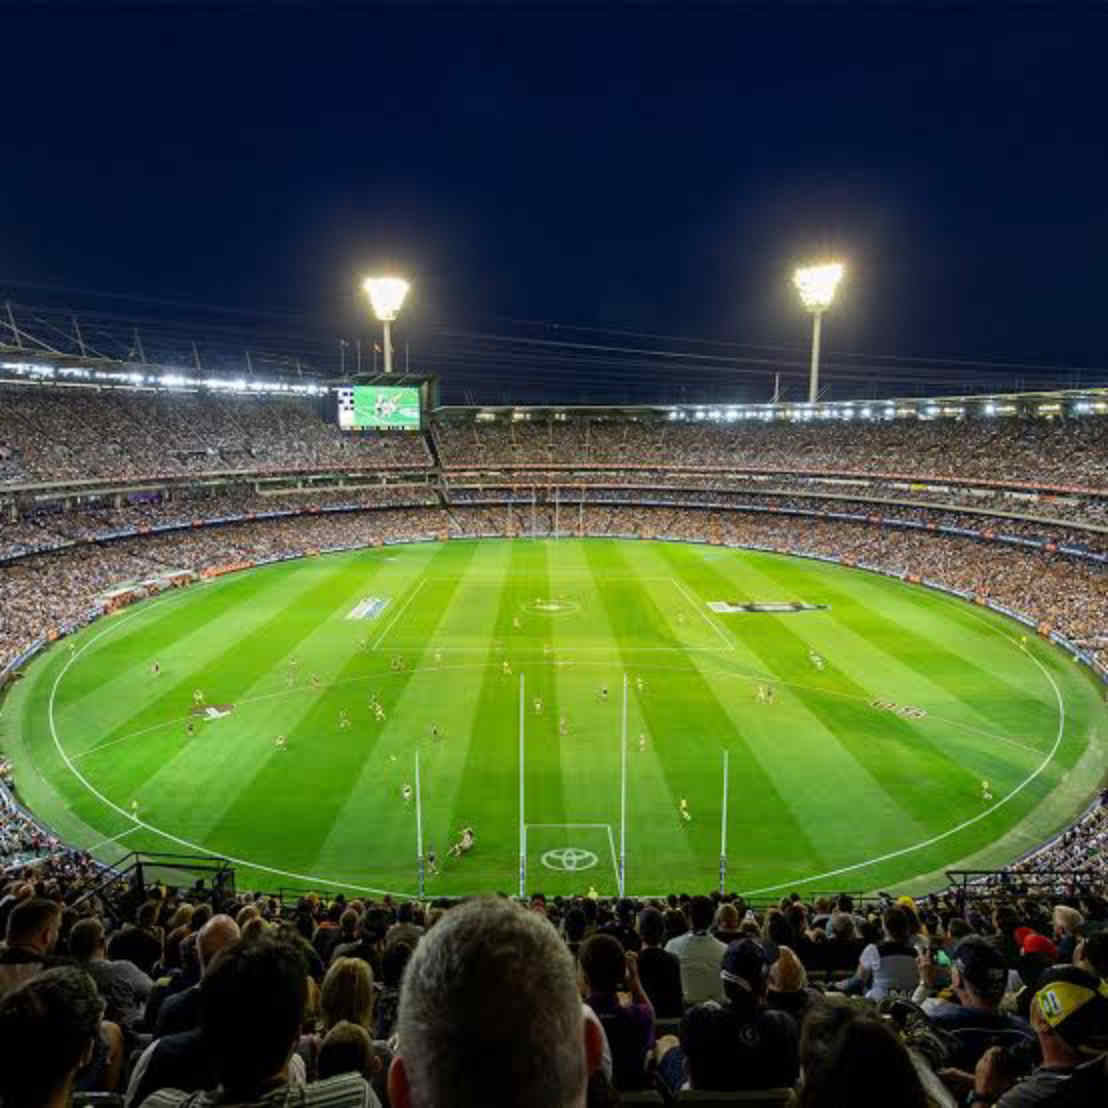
[320,956,374,1032]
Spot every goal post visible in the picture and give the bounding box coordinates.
[415,748,425,898]
[519,672,526,898]
[719,749,730,894]
[619,673,628,896]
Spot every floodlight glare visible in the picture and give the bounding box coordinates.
[362,275,410,373]
[793,262,844,311]
[362,276,410,321]
[793,260,845,403]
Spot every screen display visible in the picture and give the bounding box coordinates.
[337,386,421,430]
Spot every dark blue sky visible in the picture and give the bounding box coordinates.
[3,6,1106,399]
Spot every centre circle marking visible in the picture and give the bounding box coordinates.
[523,597,581,616]
[541,847,598,872]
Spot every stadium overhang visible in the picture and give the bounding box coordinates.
[433,387,1108,425]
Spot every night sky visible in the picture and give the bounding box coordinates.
[2,6,1106,403]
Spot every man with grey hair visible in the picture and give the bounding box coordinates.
[388,897,603,1108]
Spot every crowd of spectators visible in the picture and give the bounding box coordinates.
[434,413,1108,487]
[5,505,1108,676]
[0,484,438,561]
[0,386,430,484]
[5,383,1108,493]
[445,487,1108,555]
[0,862,1105,1108]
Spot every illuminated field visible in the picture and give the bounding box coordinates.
[3,538,1103,898]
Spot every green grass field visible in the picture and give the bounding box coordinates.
[2,538,1105,899]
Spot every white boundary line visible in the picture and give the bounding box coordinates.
[606,824,620,889]
[87,825,142,851]
[669,576,735,651]
[372,578,427,650]
[741,616,1068,896]
[37,542,1078,900]
[519,673,526,898]
[48,614,415,899]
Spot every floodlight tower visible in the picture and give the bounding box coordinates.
[362,276,410,374]
[793,262,844,404]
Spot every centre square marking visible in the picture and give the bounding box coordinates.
[541,846,598,872]
[523,596,581,616]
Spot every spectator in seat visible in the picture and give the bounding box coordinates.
[314,901,346,964]
[1075,931,1108,981]
[711,902,742,945]
[635,906,683,1018]
[109,900,163,976]
[837,905,918,999]
[318,1022,377,1083]
[579,933,654,1090]
[919,935,1035,1071]
[598,898,641,953]
[320,957,374,1035]
[387,897,603,1108]
[563,906,588,962]
[797,1004,928,1108]
[154,914,239,1036]
[1052,906,1084,963]
[991,904,1025,968]
[374,940,412,1041]
[656,938,798,1094]
[0,897,62,997]
[330,909,387,974]
[140,936,374,1108]
[664,895,726,1004]
[0,966,107,1108]
[820,910,864,973]
[766,945,818,1020]
[955,967,1108,1107]
[69,915,153,1031]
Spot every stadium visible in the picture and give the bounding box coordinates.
[4,298,1108,1108]
[2,301,1106,908]
[8,11,1108,1108]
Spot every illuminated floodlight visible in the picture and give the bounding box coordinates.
[362,276,410,322]
[793,262,844,312]
[362,275,410,374]
[793,261,844,404]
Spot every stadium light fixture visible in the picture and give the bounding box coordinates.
[793,261,844,404]
[362,276,410,374]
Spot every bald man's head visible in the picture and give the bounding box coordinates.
[198,915,241,974]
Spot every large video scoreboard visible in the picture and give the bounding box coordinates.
[336,385,422,431]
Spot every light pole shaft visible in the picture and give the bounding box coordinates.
[383,319,393,374]
[807,309,823,404]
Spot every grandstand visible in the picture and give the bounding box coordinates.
[2,368,1107,1108]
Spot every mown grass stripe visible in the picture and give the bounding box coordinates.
[583,540,828,887]
[657,543,993,831]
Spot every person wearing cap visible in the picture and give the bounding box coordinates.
[654,938,798,1095]
[919,935,1035,1071]
[959,966,1108,1107]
